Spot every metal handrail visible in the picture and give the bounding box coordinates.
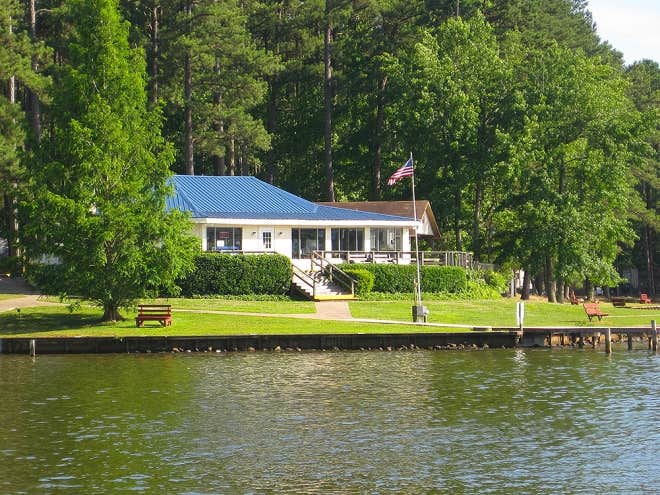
[291,264,316,299]
[311,251,355,296]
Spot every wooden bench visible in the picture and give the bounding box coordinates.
[583,303,608,322]
[136,304,172,327]
[611,297,626,307]
[640,293,652,304]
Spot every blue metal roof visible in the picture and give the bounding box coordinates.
[167,175,414,222]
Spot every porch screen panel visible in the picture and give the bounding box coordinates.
[207,227,242,251]
[331,228,364,251]
[370,228,403,251]
[292,228,326,258]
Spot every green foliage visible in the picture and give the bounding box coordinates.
[178,254,293,296]
[20,0,198,320]
[25,263,67,295]
[341,264,467,294]
[483,270,508,293]
[462,280,503,300]
[0,256,19,276]
[342,267,375,298]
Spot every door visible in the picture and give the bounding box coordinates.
[259,228,274,251]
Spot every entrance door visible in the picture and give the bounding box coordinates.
[259,228,274,251]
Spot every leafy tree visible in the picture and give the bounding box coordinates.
[21,0,198,321]
[392,14,513,256]
[0,0,49,257]
[501,44,641,301]
[625,60,659,295]
[159,0,276,176]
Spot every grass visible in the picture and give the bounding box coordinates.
[143,297,315,314]
[1,296,658,338]
[0,305,462,338]
[350,298,660,328]
[0,294,24,301]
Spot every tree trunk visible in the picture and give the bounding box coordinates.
[323,3,335,202]
[644,224,656,297]
[27,0,41,141]
[183,1,194,175]
[228,138,235,176]
[521,269,531,300]
[534,272,544,296]
[265,78,278,184]
[213,58,225,176]
[370,75,388,200]
[472,177,482,262]
[454,188,462,251]
[241,146,248,176]
[149,4,160,106]
[556,279,564,304]
[545,256,557,303]
[7,16,19,259]
[102,303,124,322]
[584,279,594,301]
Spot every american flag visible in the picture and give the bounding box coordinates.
[387,157,414,185]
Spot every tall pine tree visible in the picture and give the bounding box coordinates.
[21,0,198,321]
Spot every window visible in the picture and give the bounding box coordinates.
[331,228,364,252]
[292,228,326,259]
[206,227,242,252]
[370,228,403,251]
[262,231,272,249]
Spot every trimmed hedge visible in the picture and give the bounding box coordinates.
[340,263,467,293]
[342,267,375,297]
[178,253,293,296]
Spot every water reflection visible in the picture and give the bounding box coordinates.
[1,350,659,494]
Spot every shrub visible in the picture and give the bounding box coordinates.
[342,267,375,297]
[178,253,293,296]
[0,256,19,276]
[25,263,69,295]
[484,270,508,293]
[340,264,467,293]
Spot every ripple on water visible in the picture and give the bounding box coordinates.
[0,350,659,494]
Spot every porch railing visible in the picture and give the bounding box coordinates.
[311,251,355,296]
[310,250,475,268]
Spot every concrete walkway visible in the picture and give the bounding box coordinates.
[174,301,353,321]
[0,294,62,313]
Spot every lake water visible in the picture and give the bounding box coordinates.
[1,349,659,494]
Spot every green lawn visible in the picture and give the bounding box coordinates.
[350,299,660,328]
[0,305,464,338]
[1,297,658,338]
[143,297,315,314]
[0,294,23,301]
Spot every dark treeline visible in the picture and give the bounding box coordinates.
[1,0,658,301]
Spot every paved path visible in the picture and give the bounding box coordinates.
[174,301,353,321]
[0,294,61,313]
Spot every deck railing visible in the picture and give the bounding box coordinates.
[311,250,475,268]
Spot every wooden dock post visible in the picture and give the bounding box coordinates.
[627,333,633,350]
[652,320,658,353]
[605,328,612,354]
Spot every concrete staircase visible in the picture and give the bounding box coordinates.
[291,270,355,301]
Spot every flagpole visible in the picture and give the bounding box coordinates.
[410,152,422,307]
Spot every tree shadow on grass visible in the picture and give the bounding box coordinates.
[0,309,110,336]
